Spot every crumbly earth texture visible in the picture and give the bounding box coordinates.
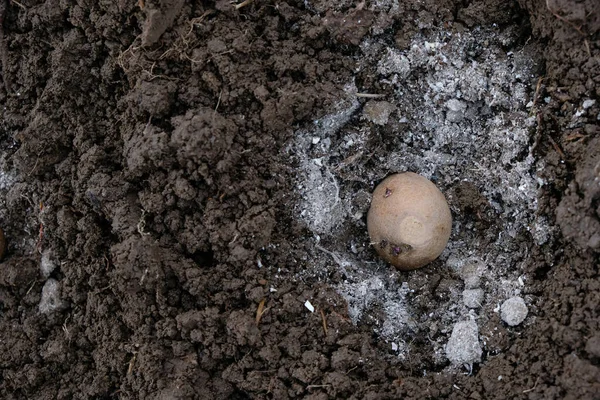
[0,0,598,399]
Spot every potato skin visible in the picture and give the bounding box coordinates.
[367,172,452,270]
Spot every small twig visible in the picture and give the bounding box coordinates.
[345,366,358,375]
[187,10,216,36]
[523,377,540,393]
[547,136,566,160]
[19,194,35,208]
[127,353,138,375]
[234,0,254,9]
[10,0,25,10]
[143,61,179,82]
[332,310,351,323]
[213,89,222,124]
[97,285,112,293]
[565,130,585,142]
[116,35,142,73]
[532,76,545,107]
[137,209,150,236]
[62,314,72,343]
[306,384,331,390]
[25,280,36,295]
[62,323,69,338]
[356,93,385,98]
[215,89,222,112]
[315,244,351,268]
[139,268,149,285]
[256,298,267,325]
[320,309,328,335]
[27,154,41,176]
[583,39,590,58]
[183,53,204,64]
[333,151,363,172]
[545,0,586,37]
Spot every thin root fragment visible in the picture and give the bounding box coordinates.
[356,93,385,98]
[320,309,328,335]
[256,298,267,325]
[234,0,254,10]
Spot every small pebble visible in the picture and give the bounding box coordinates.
[500,296,528,326]
[39,279,66,314]
[362,101,396,126]
[446,99,467,123]
[40,250,57,278]
[446,320,482,365]
[464,273,480,290]
[463,288,484,308]
[582,99,596,109]
[446,98,467,112]
[460,262,481,289]
[304,300,315,313]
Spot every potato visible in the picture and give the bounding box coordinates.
[367,172,452,270]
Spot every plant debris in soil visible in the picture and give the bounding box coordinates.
[293,23,548,371]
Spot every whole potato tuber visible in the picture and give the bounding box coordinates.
[367,172,452,270]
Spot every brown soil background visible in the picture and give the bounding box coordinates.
[0,0,598,399]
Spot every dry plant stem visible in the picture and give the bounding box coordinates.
[532,76,545,107]
[127,353,137,375]
[117,35,142,73]
[255,298,266,325]
[315,244,351,269]
[10,0,25,10]
[547,136,566,160]
[530,112,543,155]
[545,0,586,37]
[523,377,540,393]
[159,11,216,63]
[546,0,591,57]
[0,0,11,93]
[235,0,254,9]
[214,89,222,113]
[187,10,216,35]
[583,39,590,57]
[25,280,36,295]
[356,93,385,98]
[320,309,328,335]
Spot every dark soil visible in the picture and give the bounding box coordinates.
[0,0,598,399]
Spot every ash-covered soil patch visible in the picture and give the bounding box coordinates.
[294,23,548,370]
